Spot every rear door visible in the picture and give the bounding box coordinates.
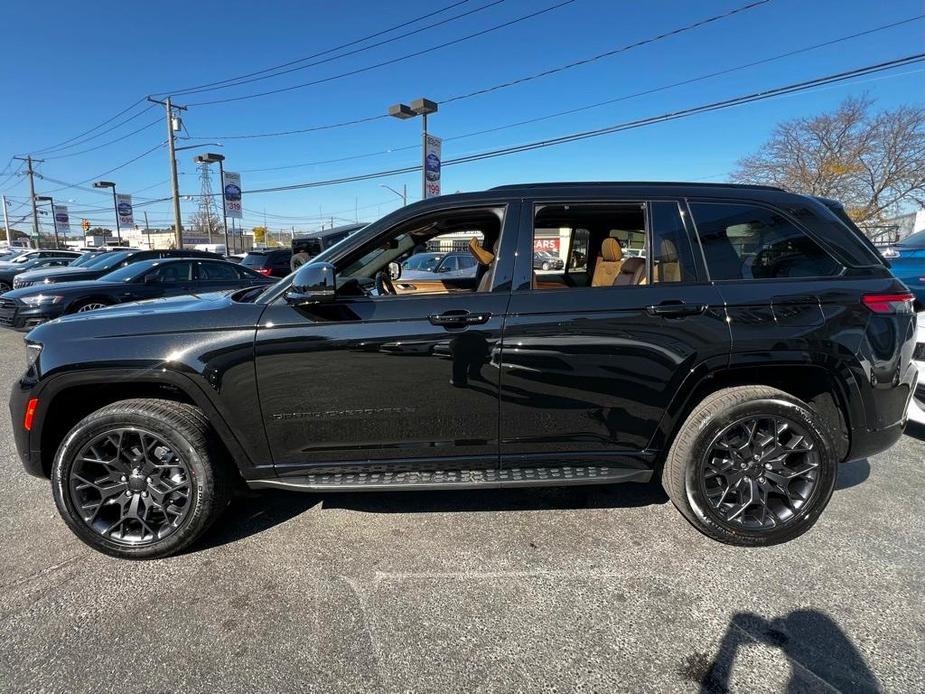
[145,260,197,297]
[194,260,250,292]
[499,198,730,477]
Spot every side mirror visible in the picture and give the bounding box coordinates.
[285,261,336,306]
[388,261,401,280]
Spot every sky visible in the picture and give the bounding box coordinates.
[0,0,922,235]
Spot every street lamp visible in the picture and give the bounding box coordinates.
[388,97,438,200]
[193,152,228,254]
[380,183,407,207]
[34,195,56,248]
[92,181,121,244]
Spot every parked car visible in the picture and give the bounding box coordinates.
[240,248,292,277]
[0,258,272,331]
[881,230,925,307]
[0,249,76,272]
[10,182,917,559]
[0,251,81,291]
[908,314,925,426]
[0,248,28,262]
[401,251,478,280]
[401,251,445,273]
[533,250,564,271]
[11,248,221,289]
[225,254,245,263]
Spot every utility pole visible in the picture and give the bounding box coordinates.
[14,155,44,247]
[148,96,187,248]
[1,195,10,243]
[144,210,152,249]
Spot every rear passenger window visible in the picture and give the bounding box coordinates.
[691,202,841,280]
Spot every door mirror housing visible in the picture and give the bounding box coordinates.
[286,262,336,306]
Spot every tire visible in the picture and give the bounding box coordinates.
[541,262,550,271]
[0,281,11,292]
[71,298,111,313]
[51,398,234,559]
[662,386,837,546]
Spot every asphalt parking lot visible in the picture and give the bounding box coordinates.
[0,328,922,693]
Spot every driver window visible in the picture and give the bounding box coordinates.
[337,206,504,297]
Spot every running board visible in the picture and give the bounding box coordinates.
[247,466,652,492]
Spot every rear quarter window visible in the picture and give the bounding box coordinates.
[690,202,842,281]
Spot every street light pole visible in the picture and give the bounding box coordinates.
[93,181,120,244]
[380,184,407,206]
[35,196,59,248]
[388,97,438,202]
[193,152,228,254]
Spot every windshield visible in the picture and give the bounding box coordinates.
[898,230,925,248]
[97,262,150,283]
[88,250,133,270]
[70,253,103,267]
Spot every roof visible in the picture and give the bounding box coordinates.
[488,181,784,193]
[293,222,367,239]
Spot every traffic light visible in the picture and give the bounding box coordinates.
[81,219,90,231]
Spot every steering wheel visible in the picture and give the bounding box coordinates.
[375,269,397,296]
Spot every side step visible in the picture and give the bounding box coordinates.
[247,466,652,492]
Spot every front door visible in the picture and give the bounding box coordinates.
[499,199,730,477]
[254,202,519,479]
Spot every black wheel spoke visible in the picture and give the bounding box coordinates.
[67,427,191,547]
[699,413,821,532]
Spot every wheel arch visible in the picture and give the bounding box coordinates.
[651,357,860,466]
[33,368,260,479]
[66,295,115,312]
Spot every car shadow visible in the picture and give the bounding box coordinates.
[680,609,880,693]
[191,481,669,554]
[835,458,870,491]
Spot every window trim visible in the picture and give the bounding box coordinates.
[684,197,846,283]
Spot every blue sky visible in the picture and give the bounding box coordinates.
[0,0,922,233]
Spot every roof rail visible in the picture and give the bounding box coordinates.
[487,181,785,192]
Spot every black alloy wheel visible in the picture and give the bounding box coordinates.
[699,415,820,531]
[67,428,192,546]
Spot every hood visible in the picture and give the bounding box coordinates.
[15,266,105,283]
[27,290,264,340]
[5,280,120,300]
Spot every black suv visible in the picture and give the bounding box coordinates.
[11,183,917,559]
[240,248,293,277]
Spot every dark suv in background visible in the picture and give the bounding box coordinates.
[240,248,292,277]
[10,182,917,559]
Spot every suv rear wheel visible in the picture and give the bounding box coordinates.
[51,399,233,559]
[662,386,838,546]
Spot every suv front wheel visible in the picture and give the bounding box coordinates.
[663,386,838,546]
[51,399,233,560]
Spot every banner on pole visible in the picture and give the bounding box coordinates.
[223,171,243,219]
[115,194,135,228]
[424,134,441,199]
[53,205,70,236]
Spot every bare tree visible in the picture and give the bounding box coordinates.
[733,97,925,225]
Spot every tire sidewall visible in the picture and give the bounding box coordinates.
[683,396,837,546]
[51,410,211,559]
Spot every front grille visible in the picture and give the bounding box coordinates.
[914,343,925,362]
[0,298,19,326]
[13,279,33,289]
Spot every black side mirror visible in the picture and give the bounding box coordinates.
[286,261,336,306]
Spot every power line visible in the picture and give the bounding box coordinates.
[165,0,507,97]
[42,117,162,160]
[202,0,776,138]
[28,98,149,155]
[239,54,924,195]
[187,0,579,106]
[39,143,166,194]
[236,14,924,175]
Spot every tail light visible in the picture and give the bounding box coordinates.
[255,267,273,276]
[862,292,914,314]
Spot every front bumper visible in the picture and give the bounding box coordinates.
[9,377,44,478]
[0,299,65,331]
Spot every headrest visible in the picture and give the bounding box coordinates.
[468,237,494,265]
[601,237,623,262]
[660,238,679,262]
[620,257,645,273]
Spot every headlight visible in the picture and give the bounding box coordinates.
[25,342,42,369]
[42,277,57,284]
[20,294,64,306]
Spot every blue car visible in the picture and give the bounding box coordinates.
[883,230,925,306]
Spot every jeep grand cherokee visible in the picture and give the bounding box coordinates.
[10,182,917,559]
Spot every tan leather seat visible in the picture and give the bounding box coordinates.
[613,257,646,286]
[591,238,623,287]
[656,239,681,283]
[468,237,495,292]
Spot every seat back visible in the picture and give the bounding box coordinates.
[613,257,646,286]
[591,238,623,287]
[468,237,495,292]
[656,239,681,282]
